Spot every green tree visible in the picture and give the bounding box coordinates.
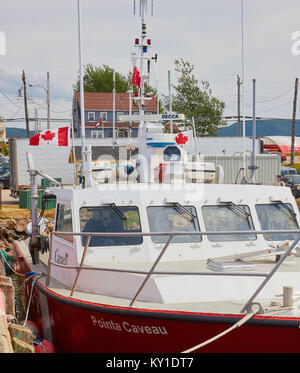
[74,64,131,93]
[168,59,225,136]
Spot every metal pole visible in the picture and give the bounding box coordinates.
[70,235,91,296]
[168,70,173,134]
[241,0,247,181]
[47,72,50,130]
[129,90,132,138]
[77,0,86,175]
[237,75,241,136]
[26,152,40,264]
[70,119,77,185]
[192,117,198,155]
[250,78,256,181]
[113,69,116,144]
[129,234,174,307]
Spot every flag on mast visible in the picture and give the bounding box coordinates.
[131,66,141,88]
[96,118,103,128]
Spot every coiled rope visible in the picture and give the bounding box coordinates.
[181,304,260,353]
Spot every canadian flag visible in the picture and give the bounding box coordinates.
[29,127,69,146]
[131,66,141,88]
[95,118,103,128]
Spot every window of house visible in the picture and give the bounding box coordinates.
[88,112,95,122]
[100,112,107,121]
[91,131,103,139]
[55,203,73,242]
[117,112,124,121]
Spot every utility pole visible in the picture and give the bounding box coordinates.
[237,75,241,137]
[22,70,30,138]
[290,77,299,166]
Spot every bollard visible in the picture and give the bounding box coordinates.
[283,286,293,307]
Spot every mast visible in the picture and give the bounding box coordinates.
[241,0,247,182]
[77,0,86,178]
[133,0,156,137]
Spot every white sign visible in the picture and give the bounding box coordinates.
[119,113,185,122]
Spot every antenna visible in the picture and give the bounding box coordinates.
[133,0,154,18]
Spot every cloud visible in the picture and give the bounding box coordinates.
[0,0,300,121]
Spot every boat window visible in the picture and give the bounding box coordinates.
[80,206,143,247]
[163,146,181,162]
[202,205,256,242]
[256,203,300,241]
[55,203,73,242]
[147,206,201,243]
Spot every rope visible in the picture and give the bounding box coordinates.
[22,272,46,327]
[181,305,260,353]
[0,249,25,277]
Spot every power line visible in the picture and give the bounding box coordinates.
[0,88,24,109]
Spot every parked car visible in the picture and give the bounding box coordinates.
[280,166,298,181]
[284,174,300,198]
[0,174,9,189]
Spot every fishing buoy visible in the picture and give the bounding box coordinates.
[34,338,56,353]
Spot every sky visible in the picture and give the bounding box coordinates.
[1,0,300,131]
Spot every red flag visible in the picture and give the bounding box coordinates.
[29,127,69,146]
[131,66,141,88]
[96,118,103,128]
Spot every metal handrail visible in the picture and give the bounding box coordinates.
[46,229,300,311]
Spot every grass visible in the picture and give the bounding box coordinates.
[0,206,55,220]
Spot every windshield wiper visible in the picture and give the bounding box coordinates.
[167,202,196,222]
[271,200,296,217]
[109,203,128,221]
[219,201,251,220]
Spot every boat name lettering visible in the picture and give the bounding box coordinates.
[91,315,168,335]
[54,249,68,265]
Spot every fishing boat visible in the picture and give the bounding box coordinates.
[14,0,300,353]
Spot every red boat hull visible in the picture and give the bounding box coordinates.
[16,252,300,353]
[21,278,300,353]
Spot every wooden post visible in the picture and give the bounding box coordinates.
[22,70,30,138]
[290,77,298,166]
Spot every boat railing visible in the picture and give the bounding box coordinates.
[46,229,300,313]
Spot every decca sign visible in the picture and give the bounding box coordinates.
[119,113,185,122]
[161,114,183,119]
[0,31,6,55]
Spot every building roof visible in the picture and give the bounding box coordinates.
[74,91,157,112]
[263,136,300,154]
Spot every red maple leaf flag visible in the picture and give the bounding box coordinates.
[131,66,141,88]
[29,127,69,146]
[95,118,103,128]
[175,132,189,146]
